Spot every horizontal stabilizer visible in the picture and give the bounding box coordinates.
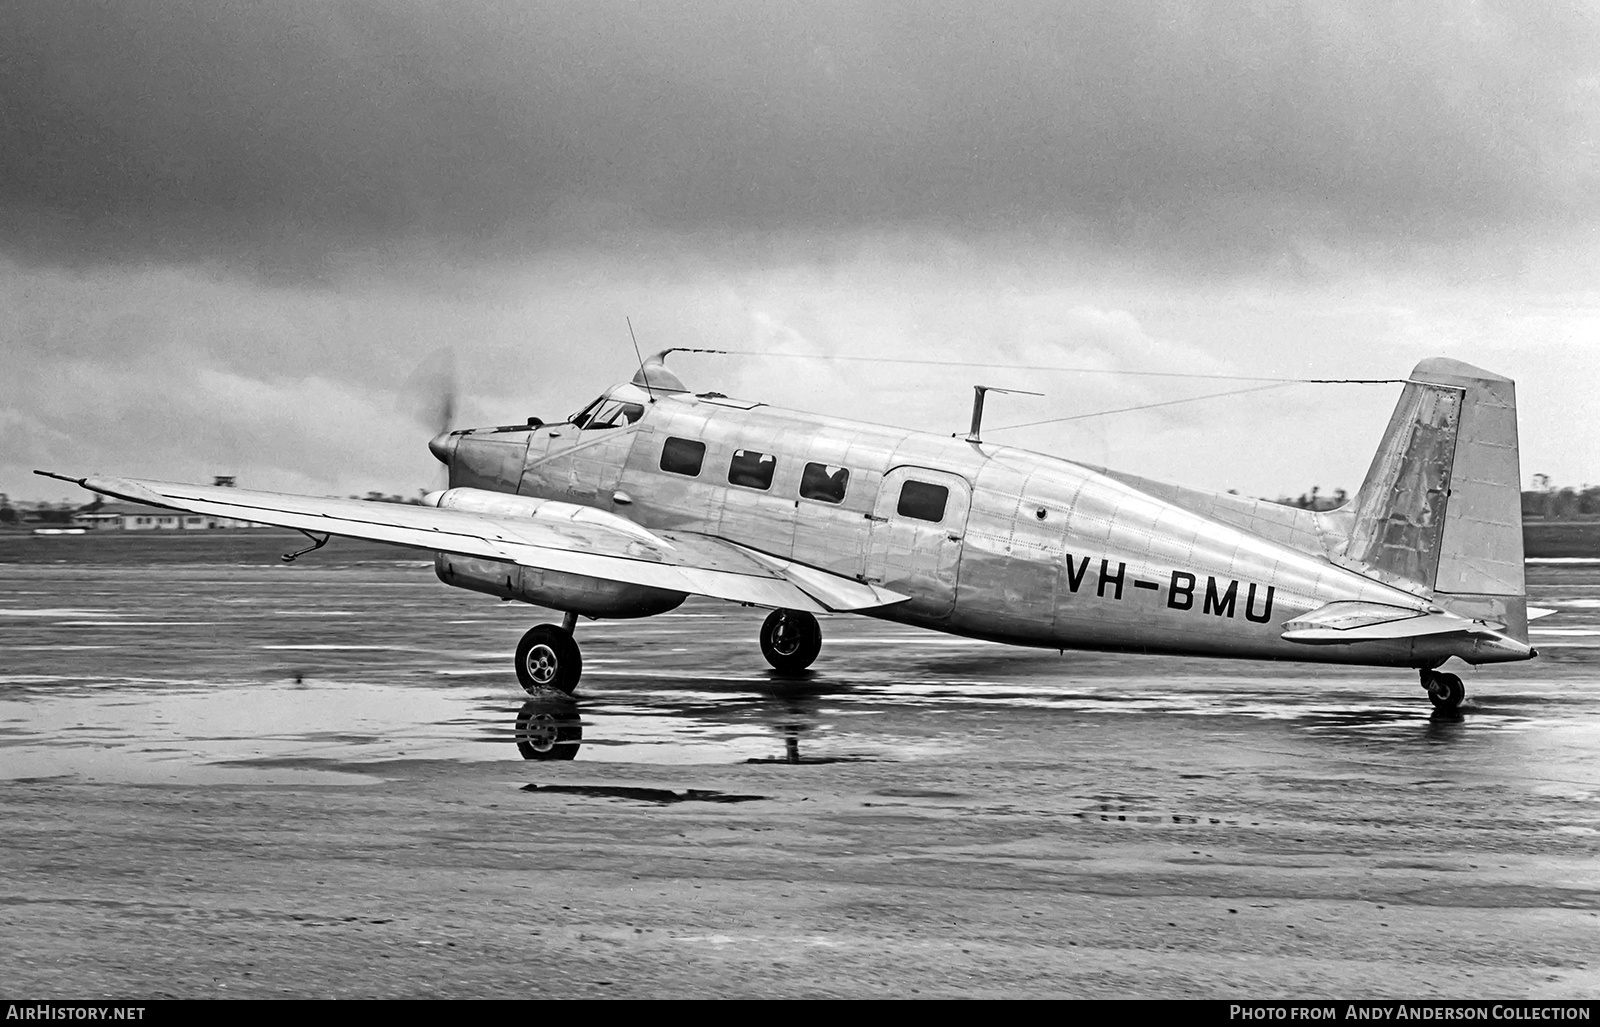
[1282,600,1503,644]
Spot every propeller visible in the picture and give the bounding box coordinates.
[397,349,460,492]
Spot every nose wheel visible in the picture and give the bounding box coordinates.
[760,609,822,674]
[1421,669,1465,711]
[516,623,582,695]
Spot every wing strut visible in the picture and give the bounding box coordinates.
[282,530,330,564]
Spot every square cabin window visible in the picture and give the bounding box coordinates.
[896,480,949,522]
[799,462,849,504]
[660,437,706,476]
[727,449,776,490]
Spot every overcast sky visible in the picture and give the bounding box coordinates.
[3,0,1596,503]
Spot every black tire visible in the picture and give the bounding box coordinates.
[515,624,582,695]
[1428,672,1465,710]
[760,609,822,674]
[515,699,582,760]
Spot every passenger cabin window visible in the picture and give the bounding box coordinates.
[896,480,949,522]
[660,437,706,476]
[800,462,849,504]
[728,449,776,490]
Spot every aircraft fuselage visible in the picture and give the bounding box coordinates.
[444,388,1510,669]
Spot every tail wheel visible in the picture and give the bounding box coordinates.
[515,624,582,695]
[760,609,822,673]
[1427,671,1465,711]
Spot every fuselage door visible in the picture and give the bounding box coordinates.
[864,466,972,619]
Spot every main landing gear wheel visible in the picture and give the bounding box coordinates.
[760,609,822,674]
[515,624,582,695]
[1422,669,1465,711]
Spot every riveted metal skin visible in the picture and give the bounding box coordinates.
[463,357,1533,669]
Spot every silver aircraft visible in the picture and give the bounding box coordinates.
[40,353,1534,712]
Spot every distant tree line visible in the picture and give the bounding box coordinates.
[0,494,77,525]
[1266,478,1600,520]
[1270,486,1348,512]
[1523,477,1600,519]
[347,491,428,505]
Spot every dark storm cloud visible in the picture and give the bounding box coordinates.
[2,0,1597,268]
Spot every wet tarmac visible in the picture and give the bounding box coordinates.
[1,540,1598,997]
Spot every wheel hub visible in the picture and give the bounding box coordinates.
[525,644,559,685]
[771,620,802,656]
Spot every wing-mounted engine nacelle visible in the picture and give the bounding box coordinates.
[424,487,687,618]
[434,554,686,618]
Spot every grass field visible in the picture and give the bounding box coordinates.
[1524,521,1600,558]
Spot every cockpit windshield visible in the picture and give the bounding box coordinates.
[569,384,649,430]
[570,397,605,428]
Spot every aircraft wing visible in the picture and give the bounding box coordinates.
[40,473,907,615]
[1281,600,1504,644]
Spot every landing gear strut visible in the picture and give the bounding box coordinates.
[760,609,822,674]
[1420,668,1465,711]
[515,612,582,695]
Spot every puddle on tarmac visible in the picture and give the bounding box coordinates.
[0,682,463,784]
[0,676,934,782]
[3,666,1598,787]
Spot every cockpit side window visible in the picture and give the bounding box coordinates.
[585,400,626,429]
[591,402,645,428]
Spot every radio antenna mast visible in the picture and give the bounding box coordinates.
[626,317,654,403]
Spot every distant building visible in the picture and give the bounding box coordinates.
[59,474,267,530]
[71,502,265,531]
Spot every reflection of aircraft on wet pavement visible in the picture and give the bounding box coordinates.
[514,698,582,761]
[512,681,842,763]
[41,353,1539,714]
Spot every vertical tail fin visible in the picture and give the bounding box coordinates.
[1339,358,1527,638]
